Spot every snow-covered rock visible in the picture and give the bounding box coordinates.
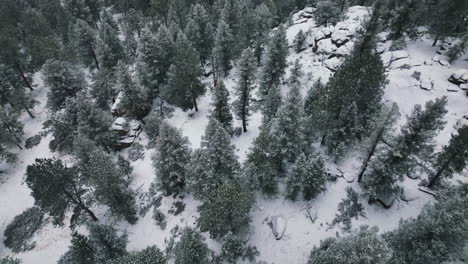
[391,58,411,70]
[316,39,336,54]
[111,91,125,116]
[391,50,409,61]
[335,42,354,56]
[460,83,468,90]
[324,57,341,71]
[420,79,434,90]
[111,117,128,134]
[331,30,350,47]
[449,70,468,85]
[269,216,287,240]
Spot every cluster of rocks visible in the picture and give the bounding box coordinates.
[425,55,450,67]
[111,117,142,150]
[449,69,468,90]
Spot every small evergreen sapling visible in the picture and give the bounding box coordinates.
[293,29,307,53]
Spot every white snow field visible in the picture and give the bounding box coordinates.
[1,5,468,264]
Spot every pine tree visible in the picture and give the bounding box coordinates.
[107,246,166,264]
[152,122,191,195]
[42,59,86,111]
[74,137,138,224]
[221,232,244,264]
[313,1,341,26]
[364,97,448,200]
[25,158,98,225]
[90,68,117,109]
[96,21,125,70]
[0,257,21,264]
[188,118,239,198]
[0,105,24,162]
[258,26,288,98]
[88,224,128,263]
[252,3,274,64]
[384,185,468,264]
[58,232,95,264]
[163,31,205,111]
[260,84,282,124]
[210,81,233,135]
[116,62,151,120]
[43,98,79,153]
[233,48,257,133]
[186,4,213,64]
[286,152,327,201]
[211,19,234,79]
[289,59,303,85]
[173,228,210,264]
[0,64,35,118]
[427,125,468,188]
[268,85,305,163]
[293,29,307,53]
[71,19,100,69]
[198,182,254,238]
[308,226,392,264]
[426,0,468,47]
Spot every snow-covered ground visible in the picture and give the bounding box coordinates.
[1,5,468,264]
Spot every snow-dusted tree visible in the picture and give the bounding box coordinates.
[198,182,254,238]
[220,0,241,40]
[384,186,468,264]
[70,19,99,69]
[90,68,117,110]
[173,227,210,264]
[258,26,288,98]
[289,59,303,85]
[221,232,244,264]
[210,81,233,135]
[427,125,468,188]
[233,48,257,133]
[0,105,24,162]
[363,97,448,200]
[426,0,468,47]
[308,226,392,264]
[152,122,191,195]
[73,137,137,224]
[64,0,100,27]
[96,21,125,70]
[293,29,307,53]
[0,258,20,264]
[286,152,326,201]
[136,28,162,98]
[26,158,98,225]
[43,98,79,153]
[269,85,305,163]
[313,1,341,26]
[163,31,205,111]
[331,187,366,232]
[260,84,282,124]
[211,20,234,79]
[58,232,95,264]
[42,59,86,111]
[357,103,400,182]
[0,64,35,118]
[252,3,274,64]
[116,62,151,120]
[186,4,213,64]
[188,118,239,198]
[235,0,257,56]
[107,246,166,264]
[89,225,128,262]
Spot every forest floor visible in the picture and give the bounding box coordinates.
[1,5,468,264]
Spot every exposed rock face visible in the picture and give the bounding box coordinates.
[111,91,125,116]
[111,117,142,150]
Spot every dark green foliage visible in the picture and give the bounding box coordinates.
[42,59,86,111]
[43,98,78,153]
[293,29,307,53]
[0,257,21,264]
[143,113,162,146]
[25,158,97,225]
[221,232,244,264]
[186,4,214,64]
[3,207,45,253]
[314,1,341,26]
[331,187,366,232]
[364,97,447,200]
[163,31,205,111]
[24,135,42,149]
[428,125,468,188]
[212,20,234,78]
[0,105,24,162]
[107,246,166,264]
[210,81,233,135]
[152,122,191,195]
[308,226,392,264]
[70,19,99,69]
[153,209,167,230]
[188,119,239,198]
[233,48,257,133]
[286,153,327,201]
[173,228,210,264]
[198,182,254,238]
[384,186,468,264]
[260,84,282,124]
[58,232,95,264]
[90,69,117,109]
[96,21,125,70]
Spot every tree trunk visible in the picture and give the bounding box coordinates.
[427,158,451,189]
[21,101,35,119]
[432,35,439,47]
[192,95,199,112]
[358,124,387,182]
[90,47,100,70]
[15,62,33,91]
[242,119,247,133]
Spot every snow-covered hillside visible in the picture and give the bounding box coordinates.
[1,5,468,264]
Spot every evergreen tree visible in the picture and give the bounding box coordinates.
[210,81,233,135]
[384,185,468,264]
[71,19,100,69]
[0,105,24,162]
[221,232,244,264]
[0,64,35,118]
[260,84,282,124]
[58,232,95,264]
[308,226,392,264]
[90,68,117,109]
[88,224,128,263]
[252,4,274,64]
[163,31,205,111]
[268,85,305,163]
[233,48,257,133]
[107,246,166,264]
[188,118,239,198]
[116,62,151,120]
[426,0,468,47]
[427,125,468,188]
[286,152,327,201]
[313,1,341,26]
[258,26,288,98]
[152,122,192,195]
[0,257,21,264]
[289,59,303,85]
[173,228,210,264]
[364,97,448,200]
[42,59,86,111]
[74,138,138,224]
[25,158,98,225]
[96,21,125,70]
[211,20,234,79]
[198,182,254,238]
[293,29,307,53]
[186,4,214,64]
[43,98,79,152]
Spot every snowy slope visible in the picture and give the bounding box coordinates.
[1,5,468,264]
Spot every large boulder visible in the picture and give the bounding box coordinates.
[331,30,350,47]
[324,57,341,72]
[268,215,287,240]
[316,38,336,55]
[449,70,468,85]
